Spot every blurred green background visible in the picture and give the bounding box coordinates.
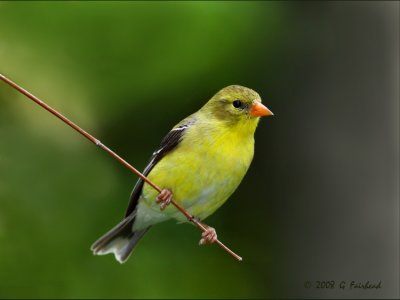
[0,1,398,299]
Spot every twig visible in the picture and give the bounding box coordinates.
[0,73,243,261]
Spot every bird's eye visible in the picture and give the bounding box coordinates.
[232,100,242,108]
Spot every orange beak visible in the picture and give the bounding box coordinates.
[250,101,274,117]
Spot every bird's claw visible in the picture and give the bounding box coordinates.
[156,189,173,210]
[199,226,218,245]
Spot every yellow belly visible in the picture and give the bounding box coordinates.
[135,123,254,228]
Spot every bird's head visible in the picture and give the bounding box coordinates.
[202,85,273,127]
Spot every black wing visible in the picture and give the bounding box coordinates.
[124,119,194,217]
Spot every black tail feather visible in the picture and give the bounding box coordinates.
[91,215,150,263]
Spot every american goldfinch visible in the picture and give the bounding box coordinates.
[91,85,273,263]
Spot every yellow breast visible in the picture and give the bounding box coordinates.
[141,118,255,222]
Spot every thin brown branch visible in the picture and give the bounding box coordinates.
[0,73,243,261]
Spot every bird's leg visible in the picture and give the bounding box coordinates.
[156,188,173,210]
[198,222,218,245]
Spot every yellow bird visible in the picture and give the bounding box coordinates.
[91,85,273,263]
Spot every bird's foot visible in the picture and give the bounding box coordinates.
[156,188,173,210]
[199,226,218,245]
